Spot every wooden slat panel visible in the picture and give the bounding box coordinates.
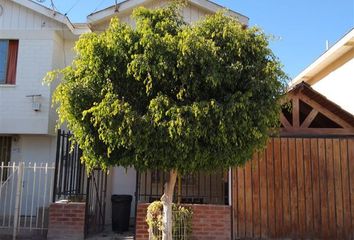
[281,138,291,236]
[318,138,329,238]
[266,139,276,237]
[303,138,313,236]
[252,153,261,238]
[273,138,283,237]
[244,161,253,238]
[326,139,337,239]
[340,139,352,239]
[296,138,306,237]
[311,138,321,235]
[333,139,344,238]
[349,138,354,239]
[232,137,354,239]
[237,166,246,238]
[259,149,268,238]
[232,167,238,239]
[288,138,298,237]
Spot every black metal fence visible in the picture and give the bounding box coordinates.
[53,129,107,238]
[137,170,229,205]
[53,129,86,202]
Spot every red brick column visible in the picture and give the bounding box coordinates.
[47,202,86,240]
[135,203,150,240]
[135,203,231,240]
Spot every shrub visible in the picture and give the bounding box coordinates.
[146,201,192,240]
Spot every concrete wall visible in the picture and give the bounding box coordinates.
[92,0,211,31]
[110,167,137,225]
[0,0,63,30]
[0,0,76,135]
[10,135,56,163]
[312,56,354,115]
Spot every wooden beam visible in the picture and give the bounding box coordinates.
[299,94,352,129]
[280,113,292,128]
[301,109,318,128]
[292,97,300,128]
[280,127,354,136]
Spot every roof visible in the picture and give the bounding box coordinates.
[9,0,90,34]
[288,82,354,128]
[87,0,249,25]
[291,28,354,86]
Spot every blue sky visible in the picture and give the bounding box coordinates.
[40,0,354,79]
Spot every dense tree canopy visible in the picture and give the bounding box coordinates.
[47,5,286,173]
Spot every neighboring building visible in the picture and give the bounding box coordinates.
[0,0,90,233]
[291,28,354,115]
[0,0,89,166]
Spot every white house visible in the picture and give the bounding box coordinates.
[0,0,90,166]
[0,0,92,228]
[291,28,354,115]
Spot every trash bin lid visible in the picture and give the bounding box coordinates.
[111,194,133,202]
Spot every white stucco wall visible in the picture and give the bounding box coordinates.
[0,0,77,135]
[92,1,211,31]
[312,57,354,115]
[0,32,54,134]
[10,134,57,163]
[111,167,137,224]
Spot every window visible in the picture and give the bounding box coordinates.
[0,40,19,84]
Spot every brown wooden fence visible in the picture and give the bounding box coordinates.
[232,137,354,239]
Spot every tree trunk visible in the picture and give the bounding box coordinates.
[161,170,178,240]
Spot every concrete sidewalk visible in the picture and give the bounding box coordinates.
[86,226,134,240]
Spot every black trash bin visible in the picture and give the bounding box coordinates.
[111,195,132,232]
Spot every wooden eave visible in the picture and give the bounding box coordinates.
[280,82,354,137]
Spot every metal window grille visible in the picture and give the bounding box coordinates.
[138,170,229,205]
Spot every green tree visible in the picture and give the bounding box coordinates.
[46,5,286,239]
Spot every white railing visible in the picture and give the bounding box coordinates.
[0,162,55,239]
[149,211,191,240]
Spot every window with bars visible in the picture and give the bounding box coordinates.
[138,169,229,205]
[0,136,12,181]
[0,40,19,85]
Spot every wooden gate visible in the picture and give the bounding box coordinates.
[232,137,354,239]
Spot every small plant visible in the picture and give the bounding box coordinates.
[146,201,193,240]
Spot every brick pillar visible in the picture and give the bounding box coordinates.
[47,202,86,240]
[135,203,150,240]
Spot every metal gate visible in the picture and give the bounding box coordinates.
[53,129,107,238]
[85,169,107,237]
[0,162,55,239]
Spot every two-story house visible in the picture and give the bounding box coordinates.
[0,0,89,167]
